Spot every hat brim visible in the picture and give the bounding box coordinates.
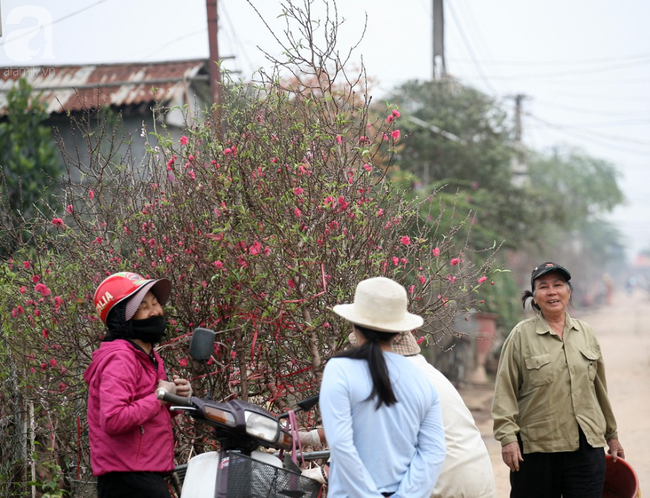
[333,303,423,332]
[125,278,172,321]
[532,267,571,288]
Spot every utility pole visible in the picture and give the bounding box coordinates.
[433,0,446,79]
[508,94,530,186]
[206,0,222,139]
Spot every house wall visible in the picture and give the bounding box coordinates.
[48,110,184,184]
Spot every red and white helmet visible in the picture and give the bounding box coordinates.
[94,272,172,324]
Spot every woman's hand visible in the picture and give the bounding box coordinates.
[501,441,524,472]
[156,379,177,405]
[173,375,192,397]
[607,438,625,462]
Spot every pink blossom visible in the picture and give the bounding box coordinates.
[432,247,440,257]
[179,358,188,367]
[89,190,95,200]
[52,218,64,228]
[392,256,399,266]
[66,205,73,214]
[180,135,189,145]
[223,148,232,155]
[363,163,372,172]
[377,209,384,217]
[419,275,426,284]
[249,241,261,255]
[491,281,495,286]
[416,336,425,345]
[287,279,296,289]
[23,261,30,269]
[478,276,488,284]
[294,208,302,217]
[336,135,342,144]
[392,109,401,118]
[450,258,460,266]
[32,275,40,283]
[400,236,411,246]
[387,114,394,123]
[409,285,415,294]
[382,133,389,141]
[49,358,57,368]
[19,286,27,294]
[293,187,304,196]
[213,261,223,269]
[35,283,50,296]
[391,129,401,140]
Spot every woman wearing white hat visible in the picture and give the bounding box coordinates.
[320,277,446,498]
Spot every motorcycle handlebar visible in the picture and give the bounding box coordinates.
[156,388,193,407]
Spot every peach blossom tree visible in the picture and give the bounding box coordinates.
[0,1,501,493]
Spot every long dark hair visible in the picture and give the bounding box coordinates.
[334,324,399,409]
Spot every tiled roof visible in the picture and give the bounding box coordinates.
[0,59,208,115]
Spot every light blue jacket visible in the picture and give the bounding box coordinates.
[320,352,446,498]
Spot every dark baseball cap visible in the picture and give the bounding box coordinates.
[531,262,571,288]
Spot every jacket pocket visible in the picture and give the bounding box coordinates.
[525,353,554,387]
[580,348,600,381]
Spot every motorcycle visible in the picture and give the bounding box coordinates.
[157,327,324,498]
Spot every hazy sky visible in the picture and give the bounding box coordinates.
[1,0,649,259]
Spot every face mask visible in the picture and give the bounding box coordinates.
[130,315,167,344]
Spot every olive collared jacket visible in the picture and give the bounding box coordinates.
[492,312,618,453]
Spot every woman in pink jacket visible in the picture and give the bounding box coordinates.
[85,272,191,498]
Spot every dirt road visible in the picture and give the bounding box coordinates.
[460,288,650,497]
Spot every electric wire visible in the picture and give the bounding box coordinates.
[220,1,257,77]
[449,52,650,66]
[138,29,207,62]
[444,0,499,96]
[526,112,650,156]
[0,0,111,48]
[455,0,513,95]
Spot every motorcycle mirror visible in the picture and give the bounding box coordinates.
[189,328,216,362]
[296,394,319,413]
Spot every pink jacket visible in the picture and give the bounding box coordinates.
[84,339,175,476]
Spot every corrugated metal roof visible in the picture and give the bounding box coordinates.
[0,59,208,115]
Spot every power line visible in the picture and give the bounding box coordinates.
[138,29,207,62]
[526,112,650,156]
[455,0,512,96]
[449,52,650,67]
[532,98,650,118]
[551,90,650,103]
[220,1,256,76]
[0,0,111,48]
[444,0,498,95]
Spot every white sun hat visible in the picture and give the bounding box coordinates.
[333,277,423,332]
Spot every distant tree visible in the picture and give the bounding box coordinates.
[0,77,60,255]
[526,147,625,228]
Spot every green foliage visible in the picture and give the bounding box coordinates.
[526,146,625,227]
[0,78,61,255]
[385,79,513,191]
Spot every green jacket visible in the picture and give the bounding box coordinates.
[492,312,618,453]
